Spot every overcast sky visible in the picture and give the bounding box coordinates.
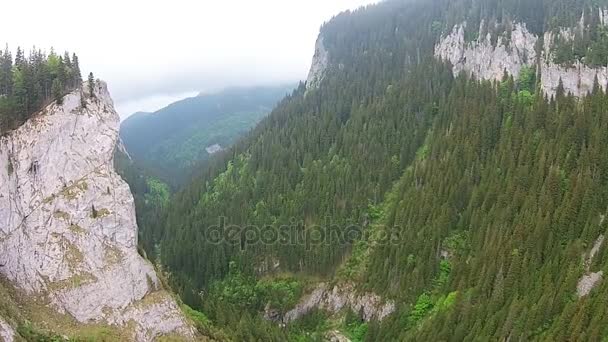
[1,0,378,118]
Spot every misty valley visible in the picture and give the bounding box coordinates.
[3,0,608,341]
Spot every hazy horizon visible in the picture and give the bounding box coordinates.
[1,0,378,119]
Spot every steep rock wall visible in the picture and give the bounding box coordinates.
[435,21,608,97]
[282,282,395,323]
[0,82,196,341]
[306,36,329,90]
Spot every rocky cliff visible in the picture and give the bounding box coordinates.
[279,283,395,324]
[306,36,329,90]
[435,19,608,97]
[0,82,196,341]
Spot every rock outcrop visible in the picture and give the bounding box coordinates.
[577,271,603,298]
[0,317,15,342]
[0,82,196,341]
[434,22,537,84]
[306,36,329,90]
[282,282,395,323]
[435,20,608,97]
[577,234,605,298]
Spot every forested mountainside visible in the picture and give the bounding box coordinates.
[0,47,83,134]
[137,0,608,340]
[120,85,294,187]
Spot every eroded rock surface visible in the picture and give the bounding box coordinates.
[282,282,394,323]
[435,20,608,97]
[306,36,329,90]
[0,82,195,341]
[577,271,603,297]
[577,234,605,298]
[0,317,15,342]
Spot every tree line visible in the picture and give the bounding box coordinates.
[0,46,82,134]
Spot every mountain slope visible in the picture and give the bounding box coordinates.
[120,85,294,185]
[154,0,608,340]
[0,81,198,341]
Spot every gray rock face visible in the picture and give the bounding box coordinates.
[435,20,608,97]
[577,234,605,298]
[282,283,395,323]
[0,82,195,341]
[0,317,15,342]
[434,22,537,83]
[306,36,329,90]
[577,271,603,298]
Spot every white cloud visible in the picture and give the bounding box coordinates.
[1,0,377,117]
[115,91,200,120]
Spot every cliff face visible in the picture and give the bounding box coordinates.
[306,36,329,90]
[435,19,608,97]
[282,283,395,323]
[0,82,195,341]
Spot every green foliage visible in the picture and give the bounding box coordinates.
[431,291,458,314]
[208,262,303,313]
[517,90,534,106]
[548,6,608,66]
[87,73,94,97]
[517,66,536,93]
[415,141,430,161]
[287,310,330,341]
[17,322,73,342]
[367,203,384,221]
[256,278,303,311]
[180,304,230,340]
[144,178,170,207]
[408,293,434,326]
[432,260,452,289]
[212,262,260,309]
[182,304,211,327]
[342,310,369,342]
[443,231,470,256]
[52,79,63,105]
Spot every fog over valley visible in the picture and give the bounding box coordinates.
[0,0,378,118]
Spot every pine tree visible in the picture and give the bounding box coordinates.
[0,46,12,95]
[72,53,82,86]
[52,79,63,105]
[88,72,95,97]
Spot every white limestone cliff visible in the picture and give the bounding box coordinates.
[434,22,538,84]
[281,282,395,323]
[306,36,329,90]
[0,82,196,341]
[435,20,608,97]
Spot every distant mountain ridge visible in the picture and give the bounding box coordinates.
[120,85,295,185]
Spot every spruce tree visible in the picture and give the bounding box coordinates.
[52,79,63,105]
[88,72,95,97]
[72,53,82,86]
